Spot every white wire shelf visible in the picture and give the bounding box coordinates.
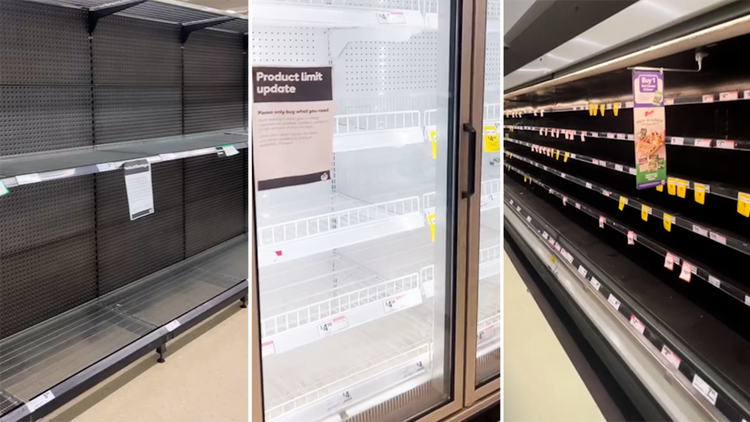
[480,178,501,211]
[333,111,423,152]
[258,196,424,267]
[263,305,434,422]
[253,0,427,29]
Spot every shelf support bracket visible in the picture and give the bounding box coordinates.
[181,16,237,44]
[88,0,147,34]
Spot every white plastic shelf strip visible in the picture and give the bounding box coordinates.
[504,123,750,152]
[505,89,750,116]
[334,111,423,152]
[505,163,750,306]
[258,196,424,267]
[505,151,750,260]
[267,344,431,422]
[506,192,750,422]
[504,136,743,201]
[261,273,422,355]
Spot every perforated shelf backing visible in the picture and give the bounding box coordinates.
[252,26,330,66]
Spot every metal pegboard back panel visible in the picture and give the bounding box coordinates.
[0,177,96,340]
[92,16,182,144]
[96,160,185,295]
[94,87,183,144]
[184,30,244,134]
[0,86,93,156]
[251,27,330,66]
[184,152,247,257]
[0,233,97,339]
[0,0,90,85]
[0,177,95,256]
[184,86,244,134]
[339,32,437,95]
[185,30,244,86]
[93,16,181,86]
[488,0,501,17]
[484,32,502,102]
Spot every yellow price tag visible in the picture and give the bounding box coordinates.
[555,150,560,160]
[738,192,750,217]
[656,184,663,192]
[694,183,706,205]
[641,205,651,221]
[676,179,688,198]
[589,104,597,116]
[663,213,673,232]
[428,213,436,242]
[613,102,621,116]
[509,152,513,159]
[599,104,606,116]
[619,196,627,211]
[510,126,514,132]
[667,178,677,195]
[430,131,437,160]
[528,177,532,184]
[483,126,500,152]
[564,152,569,162]
[524,176,527,183]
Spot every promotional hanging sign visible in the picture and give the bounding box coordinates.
[252,66,335,191]
[632,70,667,189]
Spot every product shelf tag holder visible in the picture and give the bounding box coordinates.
[632,70,667,189]
[124,159,154,221]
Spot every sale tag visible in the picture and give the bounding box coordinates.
[619,196,628,211]
[693,183,706,204]
[676,179,688,198]
[667,178,677,195]
[613,102,620,116]
[656,184,663,192]
[627,230,636,245]
[738,192,750,217]
[428,213,436,242]
[641,205,651,221]
[430,131,437,160]
[680,261,693,282]
[483,126,500,152]
[599,216,605,228]
[663,213,673,232]
[664,252,675,271]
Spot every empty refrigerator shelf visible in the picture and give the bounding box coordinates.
[333,111,424,152]
[262,303,433,422]
[0,235,248,418]
[0,131,249,188]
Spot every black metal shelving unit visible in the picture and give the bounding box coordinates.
[0,0,249,420]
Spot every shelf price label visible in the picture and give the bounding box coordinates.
[26,391,55,413]
[613,102,621,116]
[664,252,675,271]
[680,261,694,282]
[599,104,605,116]
[663,213,674,232]
[694,183,706,204]
[428,213,436,242]
[656,184,664,192]
[619,196,628,211]
[641,205,651,221]
[0,181,8,197]
[484,126,500,152]
[599,216,606,228]
[261,341,276,357]
[318,316,348,338]
[376,11,406,24]
[629,315,646,334]
[383,289,422,314]
[627,230,636,245]
[661,345,682,369]
[676,179,688,198]
[217,145,239,157]
[667,178,677,195]
[692,375,719,405]
[738,192,750,217]
[326,391,353,412]
[607,294,621,310]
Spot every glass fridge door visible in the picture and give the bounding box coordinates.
[250,1,473,421]
[465,0,502,402]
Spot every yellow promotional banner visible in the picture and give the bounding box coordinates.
[633,70,667,189]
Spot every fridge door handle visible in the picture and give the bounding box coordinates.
[463,123,477,199]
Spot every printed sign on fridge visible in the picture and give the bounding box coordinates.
[252,66,336,191]
[632,70,667,189]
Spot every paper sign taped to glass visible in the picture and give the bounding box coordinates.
[252,66,335,191]
[632,70,667,189]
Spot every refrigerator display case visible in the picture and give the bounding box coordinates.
[504,6,750,422]
[250,0,499,421]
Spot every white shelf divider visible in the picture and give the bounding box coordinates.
[334,111,423,152]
